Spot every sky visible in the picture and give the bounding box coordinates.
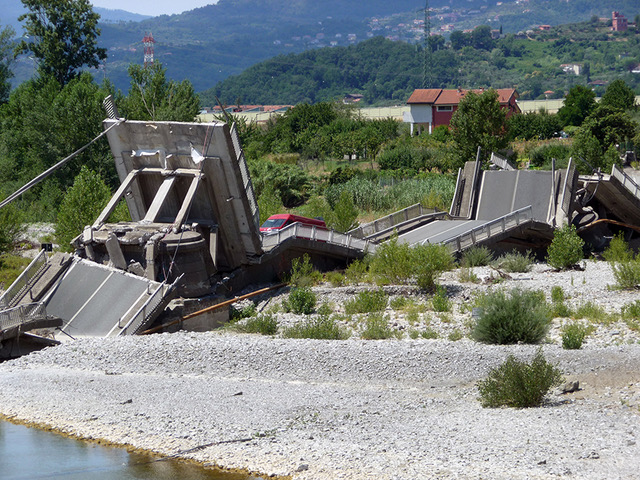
[90,0,218,17]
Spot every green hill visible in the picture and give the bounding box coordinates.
[203,19,640,106]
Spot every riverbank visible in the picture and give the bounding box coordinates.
[1,261,640,479]
[1,334,640,479]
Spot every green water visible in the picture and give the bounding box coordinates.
[0,420,261,480]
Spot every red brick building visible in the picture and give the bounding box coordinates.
[612,11,628,32]
[403,88,520,135]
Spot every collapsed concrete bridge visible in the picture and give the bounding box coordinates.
[2,118,640,353]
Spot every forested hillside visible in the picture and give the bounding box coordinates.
[205,19,640,106]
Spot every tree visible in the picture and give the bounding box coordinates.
[0,24,15,103]
[16,0,107,86]
[449,30,467,51]
[557,85,596,127]
[600,79,636,112]
[471,25,494,51]
[327,190,358,233]
[119,63,200,122]
[450,89,509,166]
[55,166,111,251]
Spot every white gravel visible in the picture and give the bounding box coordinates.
[1,260,640,479]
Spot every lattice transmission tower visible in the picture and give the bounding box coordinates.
[143,33,156,68]
[422,0,432,88]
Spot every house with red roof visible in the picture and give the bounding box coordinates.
[403,88,520,135]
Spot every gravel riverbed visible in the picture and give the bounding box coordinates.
[1,260,640,479]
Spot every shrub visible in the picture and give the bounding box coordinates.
[289,254,322,287]
[240,314,278,335]
[0,254,31,288]
[448,329,463,341]
[361,313,394,339]
[550,286,572,317]
[284,287,316,314]
[283,314,349,340]
[326,190,359,232]
[546,225,584,270]
[344,258,368,284]
[458,268,479,283]
[477,349,564,408]
[56,166,111,252]
[574,301,616,324]
[421,328,439,339]
[621,300,640,331]
[431,286,451,312]
[230,303,257,321]
[460,245,493,268]
[561,322,588,349]
[325,271,345,287]
[611,259,640,290]
[602,232,633,263]
[412,243,454,291]
[345,289,387,314]
[472,289,552,344]
[0,203,24,255]
[496,250,534,273]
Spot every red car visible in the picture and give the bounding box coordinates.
[260,214,326,233]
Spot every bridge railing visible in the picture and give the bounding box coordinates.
[0,250,48,309]
[261,223,373,253]
[611,164,640,201]
[230,123,260,229]
[117,277,180,336]
[443,206,534,252]
[0,302,47,331]
[348,203,441,239]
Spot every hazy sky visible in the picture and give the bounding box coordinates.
[91,0,218,17]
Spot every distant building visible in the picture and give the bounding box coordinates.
[539,25,551,31]
[343,94,364,104]
[403,88,520,135]
[612,11,628,31]
[560,63,582,75]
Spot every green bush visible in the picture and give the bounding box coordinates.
[345,289,387,314]
[431,286,451,312]
[240,314,278,335]
[325,271,345,287]
[56,166,111,252]
[0,203,24,255]
[472,289,552,344]
[561,322,588,349]
[368,236,414,285]
[412,243,455,291]
[602,232,633,263]
[496,250,534,273]
[289,254,322,287]
[546,225,584,270]
[550,286,572,317]
[230,303,257,321]
[284,287,316,314]
[477,349,564,408]
[448,329,463,341]
[460,245,494,268]
[621,300,640,331]
[283,314,349,340]
[421,328,439,339]
[360,313,394,340]
[611,259,640,289]
[344,258,368,284]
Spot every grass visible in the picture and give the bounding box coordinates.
[495,250,534,273]
[573,301,617,325]
[0,253,32,289]
[561,322,589,349]
[431,286,451,312]
[283,314,350,340]
[360,313,396,340]
[344,289,387,314]
[460,246,494,268]
[237,314,278,335]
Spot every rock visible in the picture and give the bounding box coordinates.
[560,380,580,394]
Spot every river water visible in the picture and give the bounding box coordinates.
[0,420,262,480]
